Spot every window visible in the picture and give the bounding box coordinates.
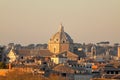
[54,48,56,53]
[116,71,118,74]
[56,39,58,41]
[21,56,23,59]
[111,71,114,74]
[107,71,109,74]
[61,73,66,77]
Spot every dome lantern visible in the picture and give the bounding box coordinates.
[59,24,64,32]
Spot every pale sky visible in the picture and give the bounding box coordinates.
[0,0,120,45]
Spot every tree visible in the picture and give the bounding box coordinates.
[0,62,6,69]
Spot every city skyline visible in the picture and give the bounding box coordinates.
[0,0,120,45]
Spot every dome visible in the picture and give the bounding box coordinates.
[49,24,73,44]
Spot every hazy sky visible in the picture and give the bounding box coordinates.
[0,0,120,45]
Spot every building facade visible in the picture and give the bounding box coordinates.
[118,46,120,58]
[7,47,18,63]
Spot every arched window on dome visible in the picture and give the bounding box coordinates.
[62,39,65,43]
[56,39,58,41]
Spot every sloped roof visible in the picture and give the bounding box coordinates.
[67,51,78,58]
[53,64,75,74]
[55,51,78,59]
[38,49,53,57]
[18,49,53,57]
[7,48,17,57]
[56,51,67,58]
[17,49,31,56]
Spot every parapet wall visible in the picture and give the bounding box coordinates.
[0,68,32,76]
[0,69,13,76]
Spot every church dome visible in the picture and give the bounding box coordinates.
[49,24,73,44]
